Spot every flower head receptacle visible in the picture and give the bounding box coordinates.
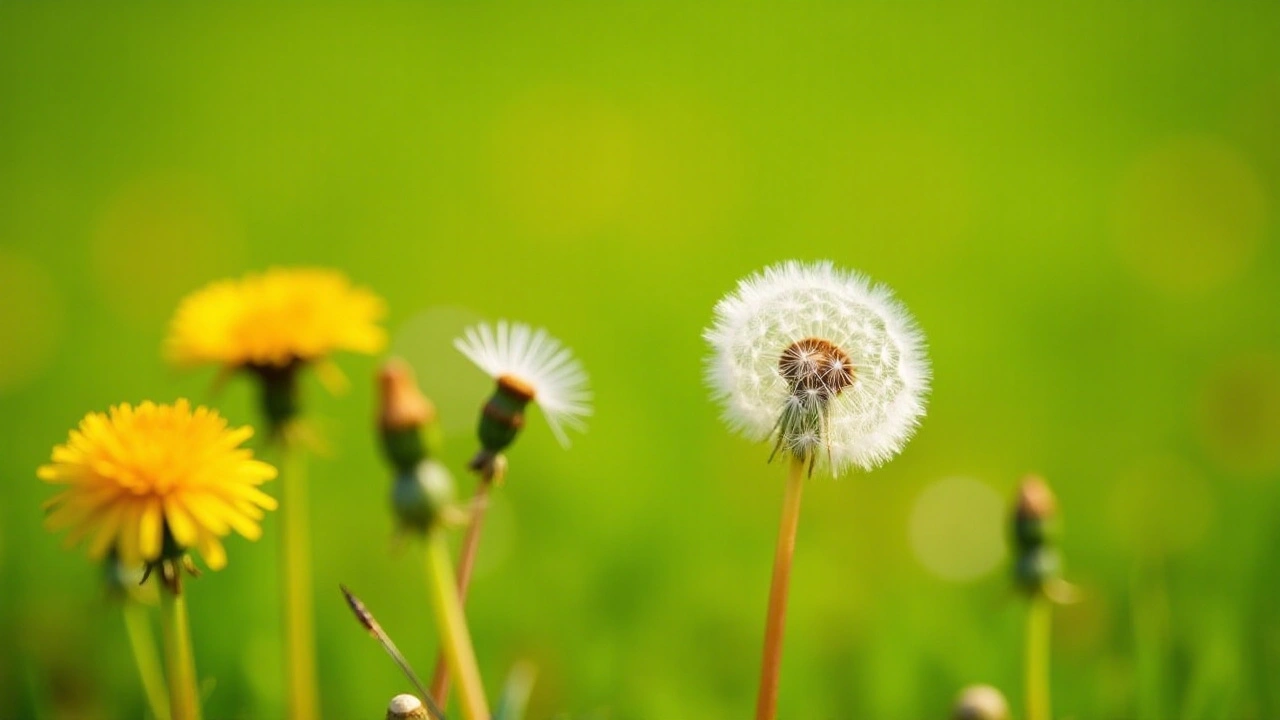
[378,359,439,473]
[704,260,930,475]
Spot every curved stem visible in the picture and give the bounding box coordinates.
[1025,593,1052,720]
[280,440,320,719]
[429,480,493,705]
[424,529,490,720]
[123,601,171,720]
[158,582,201,720]
[754,456,807,720]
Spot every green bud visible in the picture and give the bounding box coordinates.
[251,361,302,434]
[1014,544,1062,594]
[391,459,455,534]
[476,376,534,455]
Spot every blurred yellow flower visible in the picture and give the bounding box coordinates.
[38,400,278,570]
[165,267,386,369]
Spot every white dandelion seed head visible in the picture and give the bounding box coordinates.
[454,320,592,447]
[704,260,931,474]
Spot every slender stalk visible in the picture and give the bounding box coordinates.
[158,581,201,720]
[1025,593,1052,720]
[423,529,490,720]
[123,601,171,720]
[754,456,807,720]
[429,480,493,704]
[280,440,320,719]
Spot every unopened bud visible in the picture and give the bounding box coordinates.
[475,375,535,456]
[391,459,456,534]
[951,684,1010,720]
[386,693,429,720]
[378,359,436,472]
[1011,475,1063,594]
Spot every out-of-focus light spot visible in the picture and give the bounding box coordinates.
[490,86,634,239]
[1197,353,1280,476]
[1106,455,1213,556]
[1112,136,1266,294]
[0,249,63,394]
[908,477,1006,582]
[91,173,244,326]
[389,306,489,438]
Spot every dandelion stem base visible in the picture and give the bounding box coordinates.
[281,441,320,720]
[123,600,171,720]
[424,529,490,720]
[428,479,493,706]
[754,456,806,720]
[158,581,201,720]
[1025,593,1052,720]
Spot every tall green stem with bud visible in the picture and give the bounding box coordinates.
[1025,594,1052,720]
[755,456,807,720]
[423,530,490,720]
[279,438,319,720]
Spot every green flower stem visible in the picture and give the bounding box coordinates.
[281,440,320,720]
[158,582,201,720]
[123,601,171,720]
[424,528,490,720]
[428,479,493,706]
[754,456,807,720]
[1025,593,1052,720]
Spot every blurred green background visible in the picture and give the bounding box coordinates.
[3,2,1280,718]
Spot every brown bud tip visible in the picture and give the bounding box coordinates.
[1015,474,1057,521]
[386,693,429,720]
[952,684,1010,720]
[379,359,436,430]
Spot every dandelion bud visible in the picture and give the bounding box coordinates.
[1011,475,1062,595]
[378,359,437,472]
[476,375,536,456]
[951,684,1010,720]
[392,460,456,534]
[386,694,429,720]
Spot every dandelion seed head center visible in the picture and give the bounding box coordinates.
[778,337,854,400]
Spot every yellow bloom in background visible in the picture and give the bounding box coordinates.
[166,267,386,370]
[38,400,278,570]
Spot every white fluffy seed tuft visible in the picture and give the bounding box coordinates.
[703,260,931,475]
[455,320,592,447]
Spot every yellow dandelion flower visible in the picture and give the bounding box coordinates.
[166,267,386,370]
[38,400,278,571]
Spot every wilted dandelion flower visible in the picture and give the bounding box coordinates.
[38,400,278,571]
[705,260,930,474]
[455,321,591,457]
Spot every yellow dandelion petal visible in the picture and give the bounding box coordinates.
[37,400,277,570]
[165,267,386,371]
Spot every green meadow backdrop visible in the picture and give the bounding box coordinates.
[3,3,1279,718]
